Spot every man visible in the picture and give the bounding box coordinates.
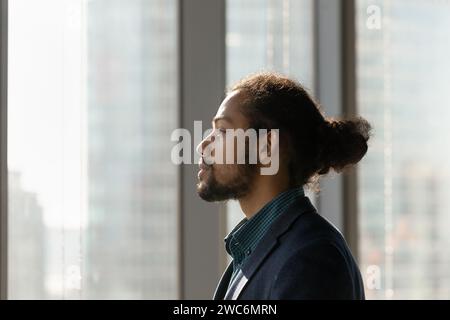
[196,72,371,300]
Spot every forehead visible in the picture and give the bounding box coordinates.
[214,90,249,127]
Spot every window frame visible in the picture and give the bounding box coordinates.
[0,0,8,301]
[314,0,359,258]
[177,0,227,299]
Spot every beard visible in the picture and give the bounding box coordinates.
[197,163,257,202]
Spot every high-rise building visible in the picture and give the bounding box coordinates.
[8,171,46,299]
[357,0,450,299]
[84,0,178,299]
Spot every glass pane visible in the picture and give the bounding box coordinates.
[227,0,315,86]
[357,0,450,299]
[8,0,178,299]
[225,0,315,247]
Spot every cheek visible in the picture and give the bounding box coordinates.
[212,164,239,182]
[212,133,248,163]
[221,135,245,163]
[219,136,233,161]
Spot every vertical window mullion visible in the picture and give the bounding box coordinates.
[0,0,8,301]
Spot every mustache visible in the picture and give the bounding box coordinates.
[199,157,213,170]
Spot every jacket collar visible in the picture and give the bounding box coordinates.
[224,187,305,268]
[213,195,317,300]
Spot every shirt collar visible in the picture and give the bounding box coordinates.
[224,187,305,268]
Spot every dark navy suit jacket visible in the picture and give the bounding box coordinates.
[213,196,365,300]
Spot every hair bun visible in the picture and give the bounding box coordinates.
[317,116,372,175]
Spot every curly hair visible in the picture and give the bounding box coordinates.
[229,72,372,192]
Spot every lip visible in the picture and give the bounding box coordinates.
[199,162,209,170]
[198,159,211,179]
[198,168,206,179]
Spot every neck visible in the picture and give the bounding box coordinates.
[238,172,290,219]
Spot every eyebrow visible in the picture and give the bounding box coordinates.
[212,116,233,125]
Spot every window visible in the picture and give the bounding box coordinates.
[225,0,315,237]
[357,0,450,299]
[8,0,178,299]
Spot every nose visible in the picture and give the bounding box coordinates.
[196,135,212,157]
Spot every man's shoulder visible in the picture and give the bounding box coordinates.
[281,206,346,247]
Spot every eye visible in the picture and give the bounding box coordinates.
[216,128,226,135]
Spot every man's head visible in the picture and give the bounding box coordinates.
[196,72,372,202]
[196,90,259,202]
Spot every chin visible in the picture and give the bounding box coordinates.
[197,187,219,202]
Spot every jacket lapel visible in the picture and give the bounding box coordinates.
[223,196,316,300]
[213,261,234,300]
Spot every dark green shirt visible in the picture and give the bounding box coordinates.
[224,187,305,287]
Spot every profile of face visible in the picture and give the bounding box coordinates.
[196,90,258,202]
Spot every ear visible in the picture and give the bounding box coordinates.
[259,129,280,176]
[259,129,279,164]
